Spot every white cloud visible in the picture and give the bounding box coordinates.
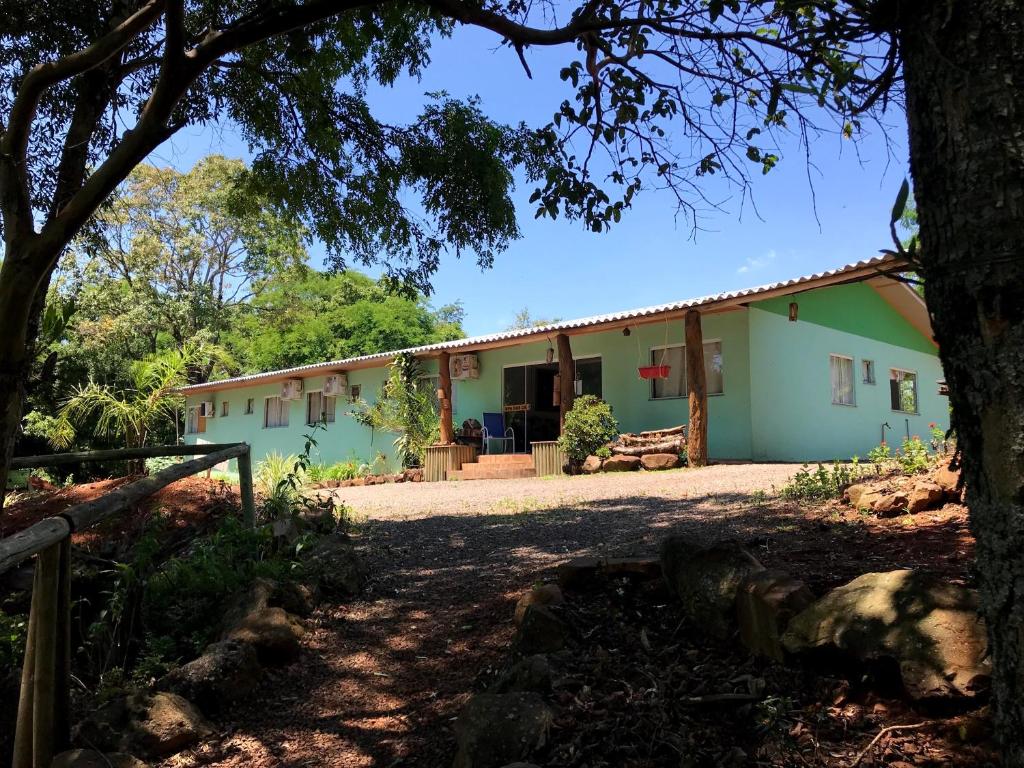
[737,249,777,275]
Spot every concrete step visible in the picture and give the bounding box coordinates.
[448,466,537,481]
[477,453,534,465]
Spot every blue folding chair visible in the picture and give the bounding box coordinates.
[482,412,515,454]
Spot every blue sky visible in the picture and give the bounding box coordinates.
[150,25,909,337]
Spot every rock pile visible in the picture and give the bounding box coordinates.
[582,425,687,473]
[843,459,962,517]
[311,467,423,488]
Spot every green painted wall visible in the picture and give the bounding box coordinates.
[184,367,402,473]
[185,281,947,467]
[451,310,755,459]
[747,296,947,461]
[755,283,938,355]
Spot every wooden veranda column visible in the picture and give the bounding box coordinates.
[685,310,708,467]
[438,351,455,444]
[556,334,575,432]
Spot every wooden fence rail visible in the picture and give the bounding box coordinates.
[1,442,257,768]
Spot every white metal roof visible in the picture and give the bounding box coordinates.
[178,254,911,394]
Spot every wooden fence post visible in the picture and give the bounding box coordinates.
[237,447,256,528]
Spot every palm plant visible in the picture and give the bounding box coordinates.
[352,353,443,468]
[53,341,230,451]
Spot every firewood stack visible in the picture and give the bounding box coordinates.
[609,425,687,456]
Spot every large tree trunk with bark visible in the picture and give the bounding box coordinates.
[438,351,455,445]
[0,246,51,511]
[900,2,1024,761]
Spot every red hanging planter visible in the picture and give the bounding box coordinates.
[638,365,671,380]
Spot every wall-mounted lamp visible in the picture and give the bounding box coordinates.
[545,338,555,364]
[622,327,631,337]
[788,302,799,322]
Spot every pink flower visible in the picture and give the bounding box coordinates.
[929,422,937,428]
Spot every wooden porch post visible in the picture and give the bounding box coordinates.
[685,310,708,467]
[557,334,575,432]
[438,351,455,444]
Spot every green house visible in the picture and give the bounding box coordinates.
[179,255,946,476]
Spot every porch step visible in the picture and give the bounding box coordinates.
[477,453,534,466]
[448,465,536,481]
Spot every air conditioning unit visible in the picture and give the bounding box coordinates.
[281,378,304,400]
[322,373,348,398]
[450,353,480,380]
[199,401,215,418]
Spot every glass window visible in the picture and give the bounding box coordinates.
[831,355,855,405]
[862,359,876,384]
[220,401,229,417]
[890,369,919,413]
[186,406,206,434]
[264,396,289,428]
[244,398,254,415]
[575,357,603,398]
[650,342,723,399]
[306,391,337,425]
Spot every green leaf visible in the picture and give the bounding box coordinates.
[891,178,910,226]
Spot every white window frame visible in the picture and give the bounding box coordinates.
[244,397,254,415]
[830,353,857,407]
[305,390,337,426]
[890,367,920,414]
[263,395,289,429]
[861,359,876,385]
[648,340,724,400]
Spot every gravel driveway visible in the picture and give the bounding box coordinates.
[321,462,803,521]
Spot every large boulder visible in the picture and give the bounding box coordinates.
[934,463,963,500]
[908,480,945,514]
[640,453,681,471]
[782,570,990,701]
[453,693,553,768]
[660,537,764,638]
[490,655,552,694]
[514,605,570,654]
[52,751,147,768]
[300,536,367,597]
[581,455,604,474]
[601,455,641,472]
[127,692,212,758]
[224,606,304,665]
[736,570,815,662]
[221,578,305,664]
[160,639,262,713]
[844,483,873,509]
[514,584,564,626]
[872,491,909,518]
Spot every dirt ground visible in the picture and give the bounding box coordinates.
[173,464,983,768]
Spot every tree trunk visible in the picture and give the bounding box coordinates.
[438,351,455,445]
[900,3,1024,761]
[684,310,707,467]
[0,248,47,512]
[557,333,575,432]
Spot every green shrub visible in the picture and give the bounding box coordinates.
[896,436,930,474]
[0,611,27,671]
[142,517,304,662]
[780,461,862,501]
[557,395,619,464]
[867,442,892,472]
[325,461,361,481]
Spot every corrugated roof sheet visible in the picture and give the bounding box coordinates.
[178,254,905,393]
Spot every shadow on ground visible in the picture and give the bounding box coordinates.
[212,489,974,768]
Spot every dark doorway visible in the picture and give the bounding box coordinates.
[502,358,602,450]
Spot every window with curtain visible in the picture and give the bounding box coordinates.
[264,396,289,428]
[830,355,855,405]
[890,369,919,413]
[650,341,723,399]
[306,392,337,425]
